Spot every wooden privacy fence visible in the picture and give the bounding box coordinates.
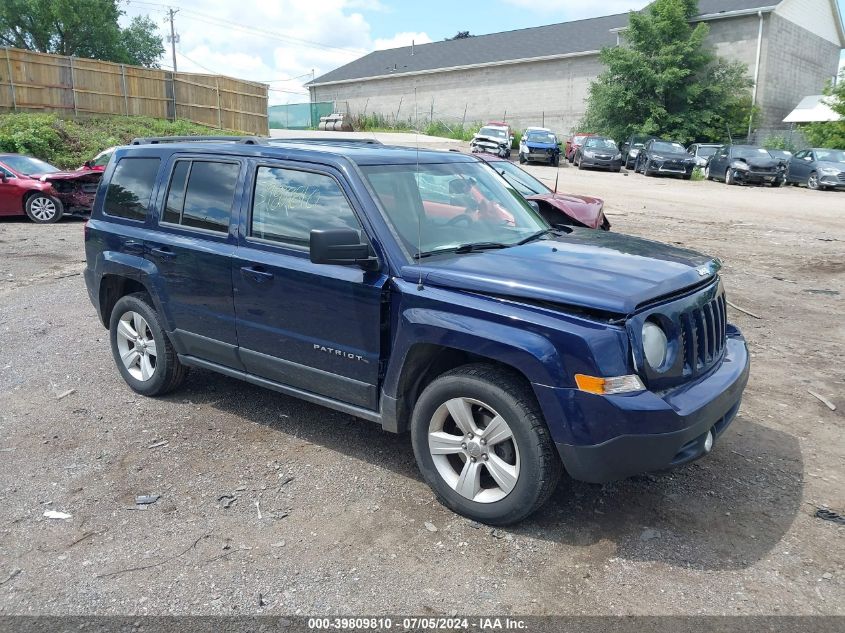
[0,47,268,135]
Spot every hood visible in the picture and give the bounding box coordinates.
[401,230,718,316]
[527,192,604,229]
[525,141,558,149]
[32,169,102,182]
[734,157,778,169]
[651,150,691,161]
[473,135,507,146]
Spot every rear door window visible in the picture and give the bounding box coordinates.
[162,160,239,233]
[104,157,160,221]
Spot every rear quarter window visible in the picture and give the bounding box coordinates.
[104,157,161,221]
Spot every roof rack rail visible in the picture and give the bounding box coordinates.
[267,137,383,145]
[130,136,266,145]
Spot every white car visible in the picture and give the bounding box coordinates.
[687,143,722,168]
[470,125,512,158]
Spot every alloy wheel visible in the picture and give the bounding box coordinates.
[427,397,520,504]
[115,311,158,382]
[807,173,820,190]
[29,196,57,222]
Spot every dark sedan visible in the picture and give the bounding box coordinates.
[705,145,784,186]
[573,137,623,172]
[635,139,697,179]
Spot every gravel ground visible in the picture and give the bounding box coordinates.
[0,156,843,616]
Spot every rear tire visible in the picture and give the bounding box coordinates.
[25,193,63,224]
[109,292,187,397]
[410,364,561,525]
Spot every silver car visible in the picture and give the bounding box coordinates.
[785,148,845,191]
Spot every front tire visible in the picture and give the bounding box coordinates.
[25,194,63,224]
[109,292,187,397]
[410,364,561,525]
[725,168,736,185]
[519,152,526,165]
[807,172,821,190]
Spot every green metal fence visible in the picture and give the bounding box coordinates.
[268,101,333,129]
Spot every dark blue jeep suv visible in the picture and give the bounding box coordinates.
[84,137,750,525]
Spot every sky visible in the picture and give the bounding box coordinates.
[122,0,845,105]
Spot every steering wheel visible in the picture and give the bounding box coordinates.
[446,213,474,227]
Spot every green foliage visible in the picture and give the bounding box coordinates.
[352,113,480,142]
[690,166,704,181]
[511,130,522,150]
[0,113,243,169]
[0,0,164,67]
[580,0,754,145]
[801,73,845,149]
[761,134,797,152]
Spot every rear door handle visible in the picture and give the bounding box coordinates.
[150,246,176,259]
[124,240,145,255]
[241,265,274,283]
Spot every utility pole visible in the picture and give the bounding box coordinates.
[167,8,179,72]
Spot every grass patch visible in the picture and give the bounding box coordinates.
[351,113,481,142]
[691,167,705,181]
[0,113,245,169]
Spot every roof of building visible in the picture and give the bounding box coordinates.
[309,1,784,86]
[783,95,842,123]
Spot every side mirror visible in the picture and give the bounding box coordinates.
[449,179,470,195]
[804,156,812,161]
[310,228,377,270]
[84,161,93,168]
[0,173,7,183]
[527,200,540,213]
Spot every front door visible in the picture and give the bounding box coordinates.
[233,160,387,410]
[0,164,22,215]
[145,156,245,368]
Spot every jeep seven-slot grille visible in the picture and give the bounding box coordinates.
[680,293,727,376]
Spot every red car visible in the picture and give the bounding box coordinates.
[79,146,116,172]
[564,133,595,163]
[0,154,102,223]
[475,152,609,230]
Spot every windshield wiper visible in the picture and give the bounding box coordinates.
[516,229,557,245]
[414,242,509,259]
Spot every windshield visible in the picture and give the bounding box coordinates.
[697,146,719,157]
[734,147,772,159]
[361,162,549,258]
[490,160,551,197]
[816,149,845,163]
[2,155,60,175]
[652,141,686,154]
[584,138,617,150]
[478,127,507,140]
[526,131,556,144]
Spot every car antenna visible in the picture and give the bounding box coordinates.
[414,86,424,291]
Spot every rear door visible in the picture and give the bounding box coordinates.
[145,156,245,368]
[232,160,387,410]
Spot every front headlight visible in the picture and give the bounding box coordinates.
[642,321,668,370]
[584,150,595,158]
[819,167,839,175]
[613,153,622,161]
[651,155,665,162]
[732,161,750,171]
[630,149,640,157]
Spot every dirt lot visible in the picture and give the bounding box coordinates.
[0,157,843,617]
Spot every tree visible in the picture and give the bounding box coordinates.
[446,31,472,40]
[801,72,845,149]
[579,0,754,144]
[0,0,164,68]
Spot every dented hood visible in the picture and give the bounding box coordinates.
[31,169,102,182]
[401,229,718,315]
[527,192,604,229]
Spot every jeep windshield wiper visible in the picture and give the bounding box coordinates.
[414,242,509,259]
[516,229,556,245]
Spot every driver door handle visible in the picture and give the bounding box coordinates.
[241,265,274,283]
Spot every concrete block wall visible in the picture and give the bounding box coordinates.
[311,54,605,137]
[758,12,841,130]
